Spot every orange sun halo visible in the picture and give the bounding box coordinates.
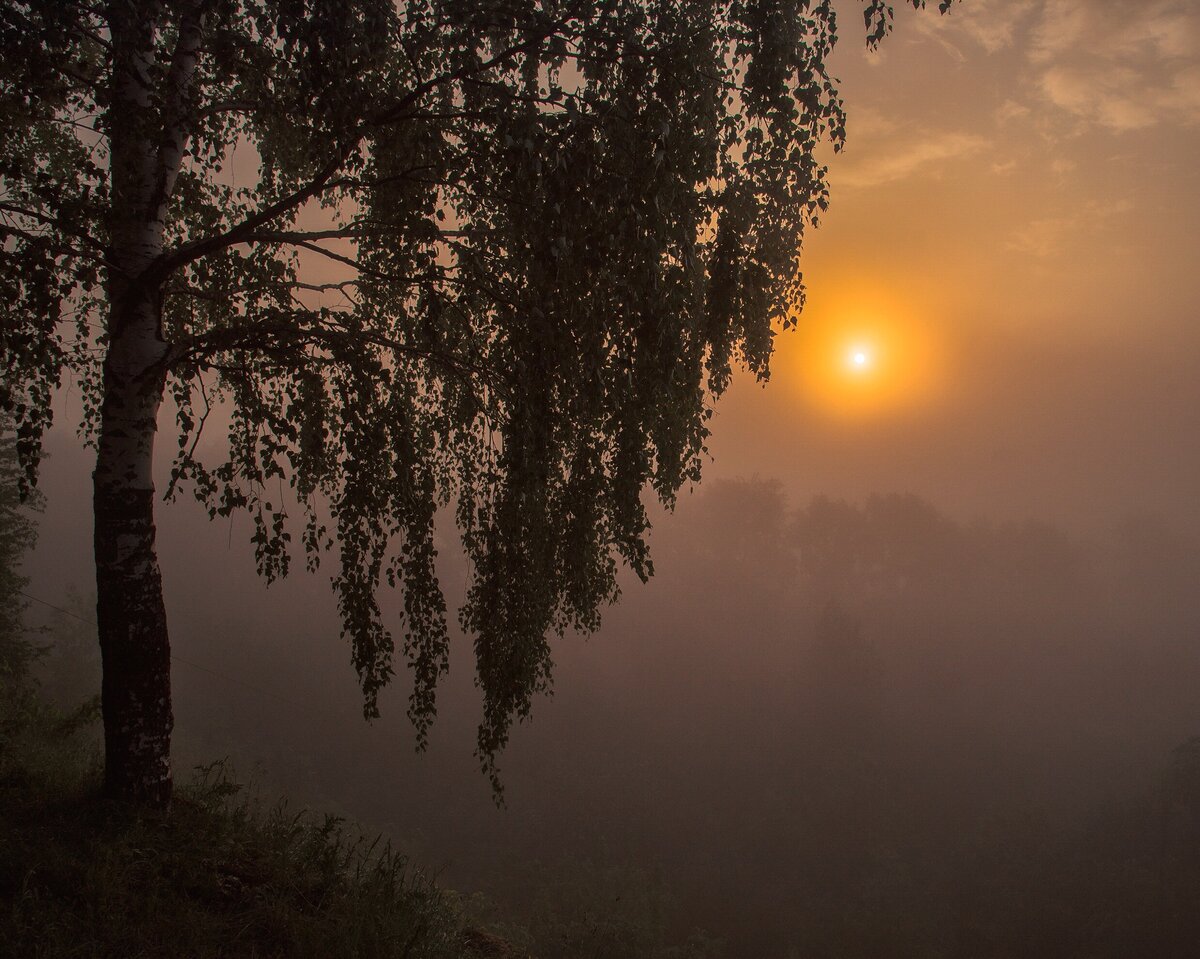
[774,292,942,419]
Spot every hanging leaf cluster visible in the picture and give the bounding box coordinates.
[0,0,953,789]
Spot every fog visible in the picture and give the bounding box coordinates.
[25,411,1200,956]
[19,2,1200,954]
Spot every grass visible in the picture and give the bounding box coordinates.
[0,693,517,959]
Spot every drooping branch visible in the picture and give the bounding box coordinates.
[163,367,214,501]
[363,27,563,131]
[0,202,110,258]
[149,142,359,281]
[149,23,566,281]
[170,314,509,399]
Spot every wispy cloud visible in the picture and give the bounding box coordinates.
[995,100,1032,125]
[911,0,1037,58]
[834,131,988,190]
[1030,0,1200,131]
[912,0,1200,133]
[1030,0,1197,64]
[846,106,901,139]
[1007,198,1134,257]
[1037,62,1200,132]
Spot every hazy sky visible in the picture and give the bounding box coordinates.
[708,0,1200,531]
[27,0,1200,645]
[27,0,1199,604]
[19,13,1200,948]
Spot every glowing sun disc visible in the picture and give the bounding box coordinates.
[772,281,944,420]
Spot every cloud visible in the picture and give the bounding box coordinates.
[847,107,901,139]
[834,131,989,190]
[1031,0,1197,64]
[1039,65,1153,131]
[1038,61,1200,131]
[912,0,1037,57]
[995,100,1032,124]
[1006,198,1134,257]
[1029,0,1200,130]
[903,0,1200,134]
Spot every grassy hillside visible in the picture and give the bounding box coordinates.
[0,678,721,959]
[0,694,522,959]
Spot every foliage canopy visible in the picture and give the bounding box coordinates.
[0,0,952,786]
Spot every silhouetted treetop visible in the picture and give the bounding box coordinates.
[0,0,956,798]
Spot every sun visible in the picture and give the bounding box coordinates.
[848,347,872,371]
[842,341,882,382]
[771,286,943,419]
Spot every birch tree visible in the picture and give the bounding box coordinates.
[0,0,954,806]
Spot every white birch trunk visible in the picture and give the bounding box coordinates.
[95,0,202,806]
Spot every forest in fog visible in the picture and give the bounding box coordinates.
[7,2,1200,955]
[33,478,1200,957]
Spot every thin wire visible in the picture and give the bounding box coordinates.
[17,588,315,713]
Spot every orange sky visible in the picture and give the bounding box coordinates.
[707,0,1200,531]
[19,4,1200,859]
[34,1,1200,540]
[203,1,1200,532]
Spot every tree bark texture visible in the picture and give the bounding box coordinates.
[95,1,180,806]
[94,323,172,805]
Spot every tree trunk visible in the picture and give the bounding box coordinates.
[95,0,193,808]
[94,285,173,807]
